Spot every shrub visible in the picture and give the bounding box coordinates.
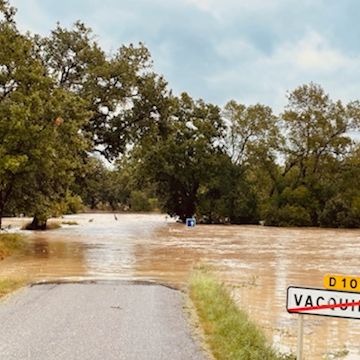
[130,191,151,212]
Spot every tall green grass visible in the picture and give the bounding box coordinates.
[189,269,294,360]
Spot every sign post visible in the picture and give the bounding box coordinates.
[296,314,304,360]
[287,285,360,358]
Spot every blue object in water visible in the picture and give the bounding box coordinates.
[186,218,196,227]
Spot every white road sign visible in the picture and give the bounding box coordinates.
[287,286,360,320]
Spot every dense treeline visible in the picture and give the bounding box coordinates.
[1,0,359,228]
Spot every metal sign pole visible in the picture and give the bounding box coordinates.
[297,314,304,360]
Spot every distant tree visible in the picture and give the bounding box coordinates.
[264,83,360,226]
[3,1,360,229]
[75,157,135,211]
[196,153,259,224]
[319,144,360,227]
[223,101,280,166]
[136,93,224,221]
[222,100,282,221]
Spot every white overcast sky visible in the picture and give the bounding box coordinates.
[10,0,360,113]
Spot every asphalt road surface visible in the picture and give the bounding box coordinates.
[0,282,207,360]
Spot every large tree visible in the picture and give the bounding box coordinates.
[222,100,282,214]
[136,93,224,221]
[0,4,90,228]
[40,22,155,158]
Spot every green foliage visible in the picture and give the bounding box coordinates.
[318,147,360,228]
[74,158,108,209]
[264,204,312,227]
[197,155,259,224]
[1,1,360,228]
[41,21,155,159]
[51,193,84,216]
[0,0,16,23]
[223,100,280,166]
[65,194,84,214]
[0,11,92,228]
[148,198,160,211]
[73,157,133,211]
[130,191,151,212]
[136,93,225,221]
[261,84,360,227]
[263,186,314,226]
[320,196,360,228]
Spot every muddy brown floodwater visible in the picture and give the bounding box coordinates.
[1,213,360,359]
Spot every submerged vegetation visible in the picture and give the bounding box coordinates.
[1,0,360,227]
[22,221,61,231]
[0,233,27,298]
[61,221,78,226]
[189,269,294,360]
[0,234,27,298]
[0,278,26,299]
[0,233,27,259]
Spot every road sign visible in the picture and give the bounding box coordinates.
[324,274,360,292]
[287,286,360,320]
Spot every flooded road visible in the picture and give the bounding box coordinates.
[1,213,360,359]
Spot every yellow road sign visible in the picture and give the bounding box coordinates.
[324,274,360,292]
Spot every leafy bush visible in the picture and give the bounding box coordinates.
[264,204,312,227]
[320,196,360,228]
[65,194,84,214]
[130,191,151,212]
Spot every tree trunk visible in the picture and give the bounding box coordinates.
[0,197,4,230]
[26,215,47,230]
[0,202,5,230]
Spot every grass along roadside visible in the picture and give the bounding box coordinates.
[189,268,294,360]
